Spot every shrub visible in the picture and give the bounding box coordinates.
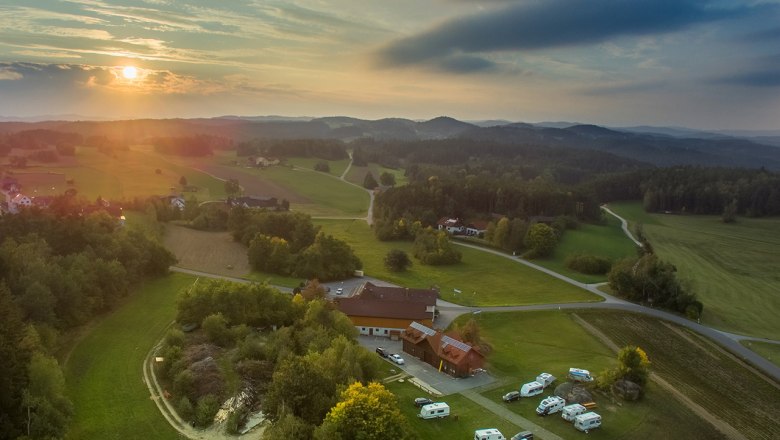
[195,394,221,427]
[176,397,194,422]
[565,254,612,275]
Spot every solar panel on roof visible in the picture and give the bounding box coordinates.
[410,321,436,336]
[441,335,471,352]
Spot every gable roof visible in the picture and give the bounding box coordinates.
[356,282,437,305]
[334,283,437,321]
[402,321,483,366]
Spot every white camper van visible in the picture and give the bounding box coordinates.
[474,428,506,440]
[561,403,587,422]
[418,402,450,419]
[520,381,544,397]
[535,396,566,416]
[567,368,594,383]
[536,373,556,388]
[574,412,602,432]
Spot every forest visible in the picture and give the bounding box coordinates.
[0,201,176,439]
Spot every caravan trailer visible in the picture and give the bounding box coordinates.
[474,428,505,440]
[536,373,556,388]
[520,381,544,397]
[561,404,587,422]
[567,368,594,383]
[574,412,602,433]
[418,402,450,419]
[535,396,566,416]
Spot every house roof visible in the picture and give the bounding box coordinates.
[11,193,29,203]
[402,321,483,367]
[356,282,437,305]
[334,283,437,321]
[436,217,462,227]
[466,220,489,231]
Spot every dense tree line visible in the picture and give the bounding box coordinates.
[0,203,176,439]
[149,135,232,156]
[0,129,82,154]
[236,138,348,160]
[228,207,361,280]
[160,280,391,436]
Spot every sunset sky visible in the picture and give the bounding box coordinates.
[1,0,779,129]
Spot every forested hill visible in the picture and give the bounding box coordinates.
[2,116,780,170]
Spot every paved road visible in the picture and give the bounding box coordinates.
[601,204,643,247]
[460,390,564,440]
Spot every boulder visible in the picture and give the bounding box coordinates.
[553,382,593,404]
[612,379,642,401]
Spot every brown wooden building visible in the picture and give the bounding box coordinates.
[333,282,437,338]
[401,321,485,378]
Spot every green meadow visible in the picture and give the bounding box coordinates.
[64,273,194,440]
[345,163,409,187]
[742,341,780,368]
[285,156,352,177]
[532,214,639,283]
[316,219,599,306]
[609,201,780,339]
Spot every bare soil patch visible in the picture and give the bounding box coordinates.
[164,225,252,277]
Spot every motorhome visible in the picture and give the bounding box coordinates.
[535,396,566,416]
[520,381,544,397]
[474,428,505,440]
[567,368,594,383]
[574,412,602,432]
[536,373,555,388]
[561,403,587,422]
[418,402,450,419]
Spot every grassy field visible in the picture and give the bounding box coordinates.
[742,341,780,368]
[285,156,351,177]
[317,219,599,306]
[64,273,195,440]
[608,201,780,339]
[579,310,780,440]
[532,215,639,283]
[345,163,408,187]
[385,380,521,439]
[466,310,731,439]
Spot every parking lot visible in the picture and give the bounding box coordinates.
[358,335,495,396]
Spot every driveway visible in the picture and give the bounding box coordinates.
[358,335,495,396]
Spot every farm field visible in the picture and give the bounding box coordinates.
[532,214,639,283]
[316,219,600,306]
[742,341,780,368]
[469,310,730,439]
[578,310,780,439]
[385,380,521,439]
[608,201,780,339]
[345,163,408,187]
[284,156,351,177]
[64,273,195,440]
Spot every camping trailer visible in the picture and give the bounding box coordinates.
[536,373,556,388]
[568,368,594,383]
[520,381,544,397]
[418,402,450,419]
[561,403,587,422]
[574,412,602,432]
[474,428,506,440]
[535,396,566,416]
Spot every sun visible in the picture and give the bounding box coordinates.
[122,66,138,80]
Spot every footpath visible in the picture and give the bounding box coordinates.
[460,390,564,440]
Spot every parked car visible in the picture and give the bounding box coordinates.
[336,287,344,295]
[375,347,388,358]
[414,397,434,407]
[389,354,405,365]
[502,391,521,402]
[510,431,534,440]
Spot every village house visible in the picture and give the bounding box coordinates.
[159,195,186,210]
[464,220,489,237]
[227,195,278,209]
[9,193,32,213]
[436,217,465,234]
[332,282,437,339]
[401,321,485,378]
[247,156,280,168]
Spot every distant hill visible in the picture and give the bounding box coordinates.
[1,116,779,170]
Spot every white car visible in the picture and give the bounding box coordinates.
[389,354,405,365]
[336,287,344,295]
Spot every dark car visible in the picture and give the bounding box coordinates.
[510,431,534,440]
[375,347,388,358]
[414,397,434,407]
[502,391,521,402]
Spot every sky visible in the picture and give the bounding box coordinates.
[0,0,779,129]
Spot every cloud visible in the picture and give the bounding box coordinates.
[582,79,668,95]
[712,70,780,87]
[0,68,23,80]
[374,0,752,71]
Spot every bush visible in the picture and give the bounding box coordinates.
[314,161,330,172]
[195,394,221,427]
[202,313,232,347]
[384,249,412,272]
[176,397,194,422]
[564,254,612,275]
[173,369,196,401]
[164,328,186,348]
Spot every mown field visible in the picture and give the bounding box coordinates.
[532,214,639,284]
[578,310,780,440]
[467,310,733,439]
[386,380,521,439]
[285,156,351,177]
[609,201,780,339]
[316,219,599,306]
[64,273,195,440]
[345,163,409,187]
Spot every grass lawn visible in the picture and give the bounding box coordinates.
[64,273,196,440]
[285,157,351,177]
[742,341,780,368]
[468,310,729,439]
[579,310,780,440]
[345,163,408,187]
[532,215,639,283]
[385,380,521,439]
[608,201,780,339]
[317,219,599,306]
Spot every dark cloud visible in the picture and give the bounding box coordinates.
[374,0,752,70]
[582,80,668,96]
[742,26,780,42]
[434,55,498,73]
[712,70,780,87]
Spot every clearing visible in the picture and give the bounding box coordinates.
[609,201,780,339]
